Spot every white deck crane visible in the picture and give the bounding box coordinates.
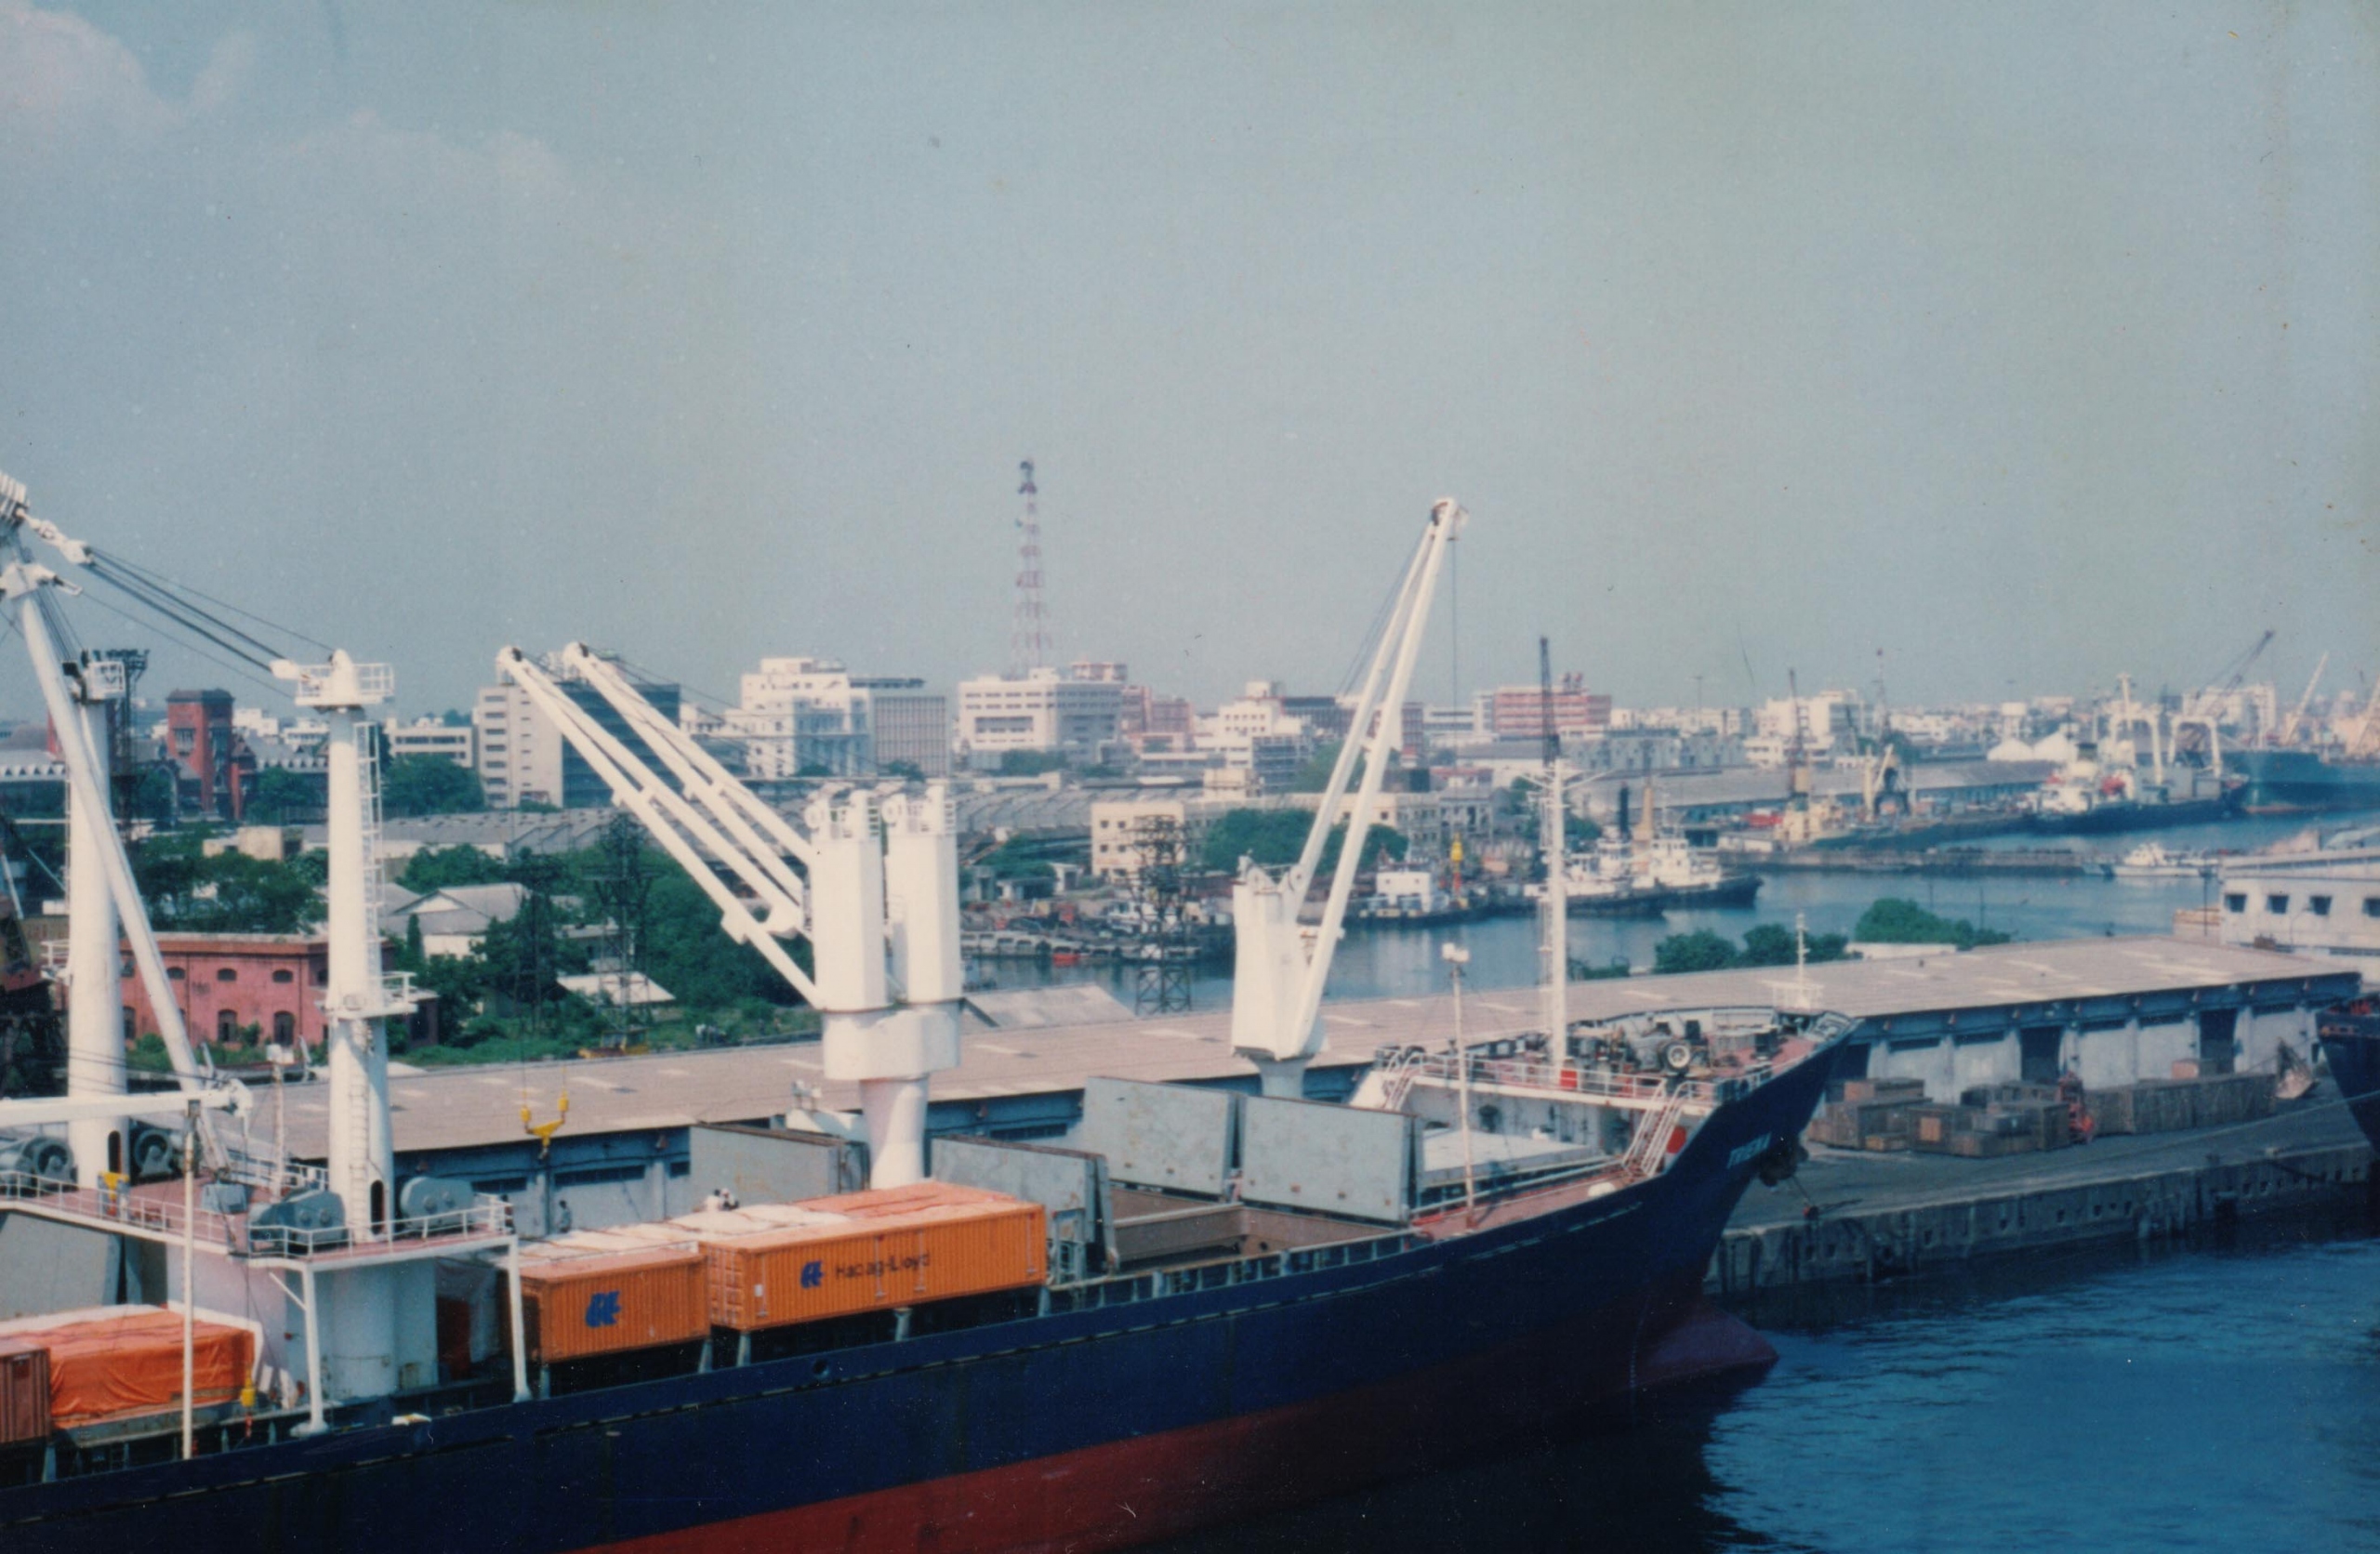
[0,478,231,1178]
[1231,500,1464,1098]
[496,645,961,1186]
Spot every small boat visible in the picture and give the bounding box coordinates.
[2102,843,2216,879]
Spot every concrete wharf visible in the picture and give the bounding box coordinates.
[1741,847,2097,876]
[1708,1087,2375,1301]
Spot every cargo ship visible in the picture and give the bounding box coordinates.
[2316,1000,2380,1152]
[0,1019,1837,1553]
[0,491,1840,1551]
[2235,750,2380,815]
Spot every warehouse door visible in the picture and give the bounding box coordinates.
[2019,1026,2064,1085]
[2197,1008,2239,1075]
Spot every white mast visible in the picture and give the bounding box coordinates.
[63,665,126,1188]
[273,651,410,1403]
[1535,637,1567,1046]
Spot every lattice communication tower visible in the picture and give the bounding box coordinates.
[1010,460,1050,677]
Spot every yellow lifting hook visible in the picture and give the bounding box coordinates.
[521,1089,569,1156]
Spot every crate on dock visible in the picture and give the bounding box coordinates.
[1841,1077,1929,1105]
[1984,1100,2068,1151]
[2091,1073,2273,1137]
[1907,1105,1973,1151]
[1860,1133,1912,1152]
[1809,1099,1915,1148]
[1959,1082,2061,1110]
[2188,1073,2275,1129]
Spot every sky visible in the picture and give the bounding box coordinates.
[0,2,2373,722]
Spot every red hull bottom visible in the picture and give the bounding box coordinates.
[601,1291,1775,1554]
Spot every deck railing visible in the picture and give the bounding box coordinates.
[0,1170,511,1258]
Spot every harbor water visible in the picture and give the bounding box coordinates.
[1157,1214,2380,1552]
[990,809,2380,1009]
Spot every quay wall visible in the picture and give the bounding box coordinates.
[1707,1139,2374,1298]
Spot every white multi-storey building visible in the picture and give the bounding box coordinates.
[1753,691,1861,755]
[956,667,1123,765]
[726,657,873,779]
[475,661,678,809]
[383,718,477,769]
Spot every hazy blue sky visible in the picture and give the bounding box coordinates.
[0,3,2373,720]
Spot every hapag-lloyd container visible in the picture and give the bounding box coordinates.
[663,1182,1047,1332]
[514,1231,708,1363]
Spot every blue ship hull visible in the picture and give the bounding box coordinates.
[0,1051,1833,1554]
[2238,750,2380,812]
[2319,1007,2380,1154]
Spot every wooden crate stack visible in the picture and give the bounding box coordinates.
[1807,1077,1929,1151]
[2089,1071,2275,1137]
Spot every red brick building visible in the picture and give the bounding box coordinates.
[165,690,255,822]
[99,933,437,1053]
[119,934,329,1049]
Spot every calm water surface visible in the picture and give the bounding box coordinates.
[1157,1218,2380,1553]
[989,809,2380,1010]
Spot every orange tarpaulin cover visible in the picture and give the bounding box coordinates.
[11,1309,252,1427]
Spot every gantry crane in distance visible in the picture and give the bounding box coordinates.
[496,644,963,1187]
[1230,499,1463,1098]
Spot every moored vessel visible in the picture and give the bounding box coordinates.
[0,491,1839,1552]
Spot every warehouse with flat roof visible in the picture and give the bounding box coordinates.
[266,937,2360,1235]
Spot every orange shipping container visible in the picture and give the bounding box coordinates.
[0,1337,49,1445]
[0,1307,252,1428]
[676,1183,1046,1332]
[515,1232,708,1364]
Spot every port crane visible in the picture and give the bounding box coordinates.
[2172,628,2275,778]
[2279,652,2329,746]
[496,645,963,1186]
[2346,674,2380,761]
[1230,500,1463,1095]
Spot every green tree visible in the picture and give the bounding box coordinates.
[1290,743,1347,794]
[381,756,486,817]
[1654,929,1741,975]
[1739,923,1849,967]
[880,760,925,781]
[130,765,178,824]
[1197,809,1405,874]
[131,832,327,934]
[1854,897,2012,949]
[1198,810,1316,872]
[247,767,322,823]
[638,865,794,1008]
[997,750,1070,777]
[401,845,510,892]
